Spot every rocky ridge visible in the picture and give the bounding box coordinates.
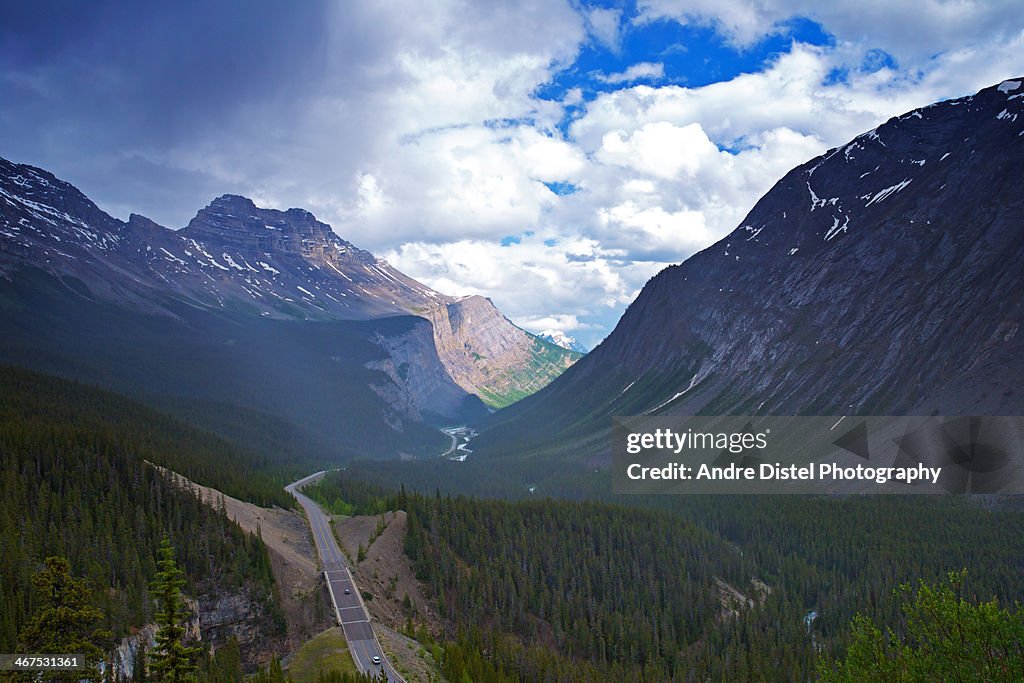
[421,295,581,408]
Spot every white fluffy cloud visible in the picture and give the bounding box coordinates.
[597,62,665,83]
[636,0,1024,60]
[585,7,624,51]
[383,234,659,332]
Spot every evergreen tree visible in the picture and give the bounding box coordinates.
[267,656,285,682]
[14,556,109,683]
[149,537,202,682]
[197,636,242,683]
[133,642,148,683]
[819,570,1024,682]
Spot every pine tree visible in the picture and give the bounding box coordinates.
[133,641,148,683]
[818,570,1024,682]
[267,655,285,682]
[149,536,202,682]
[15,556,109,683]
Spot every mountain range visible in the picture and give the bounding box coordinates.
[4,77,1022,474]
[0,159,579,459]
[477,77,1024,466]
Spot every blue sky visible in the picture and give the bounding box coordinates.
[2,1,1023,348]
[539,14,834,105]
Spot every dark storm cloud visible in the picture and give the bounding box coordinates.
[0,0,331,223]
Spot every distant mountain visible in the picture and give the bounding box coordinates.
[0,159,578,457]
[0,168,438,318]
[478,77,1024,462]
[418,298,582,408]
[150,192,445,319]
[537,329,588,354]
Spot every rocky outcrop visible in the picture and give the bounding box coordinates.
[109,597,201,681]
[368,318,487,423]
[109,587,281,680]
[422,295,580,408]
[197,589,281,664]
[110,623,157,682]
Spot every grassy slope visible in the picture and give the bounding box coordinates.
[284,627,359,682]
[477,335,583,409]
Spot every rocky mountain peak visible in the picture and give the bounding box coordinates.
[538,329,588,354]
[208,193,257,212]
[1,156,122,248]
[691,75,1024,274]
[181,194,369,269]
[124,212,167,236]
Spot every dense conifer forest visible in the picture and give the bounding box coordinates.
[309,471,1024,681]
[0,366,282,656]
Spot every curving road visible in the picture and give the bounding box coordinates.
[286,472,403,682]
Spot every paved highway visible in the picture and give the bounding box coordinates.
[286,472,403,682]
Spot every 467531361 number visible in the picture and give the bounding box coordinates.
[0,654,85,670]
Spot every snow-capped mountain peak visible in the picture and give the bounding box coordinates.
[538,329,588,354]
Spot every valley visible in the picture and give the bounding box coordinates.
[2,26,1023,679]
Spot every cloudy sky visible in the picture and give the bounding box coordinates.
[2,1,1023,347]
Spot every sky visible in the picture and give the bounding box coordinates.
[2,1,1023,349]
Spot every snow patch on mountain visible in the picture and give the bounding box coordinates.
[538,329,588,354]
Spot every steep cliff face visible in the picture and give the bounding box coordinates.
[480,77,1024,460]
[196,588,284,669]
[110,587,283,680]
[367,317,488,425]
[422,295,581,408]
